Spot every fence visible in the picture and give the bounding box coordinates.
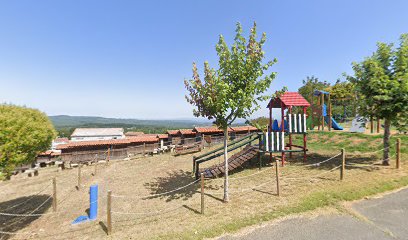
[2,136,402,238]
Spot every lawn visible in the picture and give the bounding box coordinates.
[0,131,407,240]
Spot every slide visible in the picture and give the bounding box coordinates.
[322,104,343,130]
[324,116,344,130]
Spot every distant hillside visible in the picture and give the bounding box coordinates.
[49,115,211,137]
[50,115,208,128]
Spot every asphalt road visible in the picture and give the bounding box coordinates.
[219,188,408,240]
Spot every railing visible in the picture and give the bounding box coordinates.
[193,133,261,179]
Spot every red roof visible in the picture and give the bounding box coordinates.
[194,126,233,134]
[267,92,310,108]
[230,126,258,132]
[157,134,169,139]
[167,130,179,135]
[54,138,69,143]
[179,129,196,135]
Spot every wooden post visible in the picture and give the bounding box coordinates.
[396,138,401,169]
[321,95,325,131]
[52,177,57,212]
[377,118,380,133]
[77,164,82,190]
[94,162,97,176]
[107,190,112,235]
[106,148,111,165]
[328,95,332,132]
[341,149,345,180]
[370,116,374,134]
[200,173,205,215]
[275,159,280,196]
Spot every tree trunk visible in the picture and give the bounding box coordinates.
[383,118,391,166]
[223,128,229,202]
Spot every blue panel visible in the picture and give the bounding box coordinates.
[89,185,98,220]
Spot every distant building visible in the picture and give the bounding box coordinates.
[70,128,125,142]
[51,137,69,150]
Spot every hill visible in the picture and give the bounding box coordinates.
[49,115,211,137]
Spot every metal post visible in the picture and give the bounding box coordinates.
[52,177,57,212]
[396,138,401,169]
[200,173,205,215]
[341,149,345,180]
[275,159,280,196]
[107,190,112,235]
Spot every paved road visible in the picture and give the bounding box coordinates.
[219,188,408,240]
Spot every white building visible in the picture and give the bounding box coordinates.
[70,128,125,142]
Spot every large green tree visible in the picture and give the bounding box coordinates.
[185,22,277,202]
[0,105,56,179]
[348,34,408,165]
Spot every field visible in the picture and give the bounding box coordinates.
[0,132,407,240]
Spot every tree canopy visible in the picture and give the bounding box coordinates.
[347,33,408,164]
[184,22,277,202]
[185,22,277,129]
[0,104,56,178]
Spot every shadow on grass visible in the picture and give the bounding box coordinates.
[0,194,52,240]
[143,170,198,202]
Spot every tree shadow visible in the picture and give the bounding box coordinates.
[0,194,52,240]
[143,170,199,202]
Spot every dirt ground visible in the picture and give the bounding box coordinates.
[0,136,406,240]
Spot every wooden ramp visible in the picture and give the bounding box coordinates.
[199,145,258,178]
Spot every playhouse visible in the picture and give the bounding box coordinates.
[262,92,310,165]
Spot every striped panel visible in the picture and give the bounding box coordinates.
[288,114,292,133]
[303,114,307,133]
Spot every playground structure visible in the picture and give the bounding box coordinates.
[309,90,343,131]
[262,92,310,165]
[193,92,312,177]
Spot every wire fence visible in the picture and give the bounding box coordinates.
[0,137,403,238]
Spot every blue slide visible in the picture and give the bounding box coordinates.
[322,104,343,130]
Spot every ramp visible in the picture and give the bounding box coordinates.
[199,145,258,178]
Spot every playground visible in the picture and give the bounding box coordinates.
[0,131,406,240]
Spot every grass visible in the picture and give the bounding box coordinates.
[1,131,407,240]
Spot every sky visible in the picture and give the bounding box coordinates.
[0,0,407,120]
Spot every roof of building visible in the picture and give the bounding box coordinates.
[57,136,158,150]
[267,92,310,108]
[157,134,169,139]
[167,130,179,135]
[71,128,124,137]
[230,126,259,132]
[194,126,229,134]
[124,131,144,136]
[179,129,196,135]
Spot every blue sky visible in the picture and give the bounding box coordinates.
[0,0,407,120]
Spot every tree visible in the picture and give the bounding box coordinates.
[0,104,56,179]
[185,22,277,202]
[298,75,331,104]
[330,80,356,119]
[348,34,408,165]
